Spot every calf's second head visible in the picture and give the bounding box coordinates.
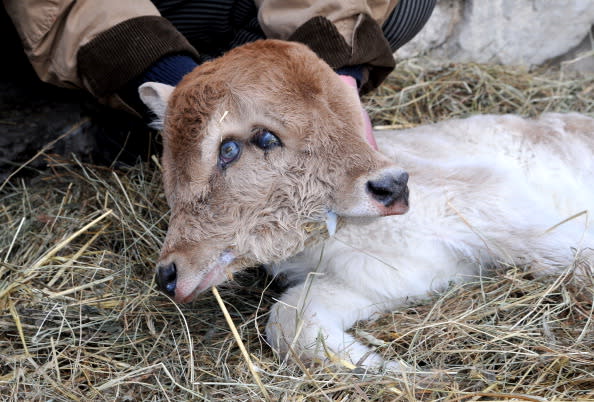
[139,40,408,303]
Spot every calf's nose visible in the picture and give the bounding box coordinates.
[366,171,409,207]
[156,262,177,297]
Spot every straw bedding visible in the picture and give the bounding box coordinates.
[1,60,593,401]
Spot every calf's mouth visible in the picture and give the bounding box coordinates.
[156,250,236,303]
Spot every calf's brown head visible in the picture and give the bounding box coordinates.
[139,40,408,303]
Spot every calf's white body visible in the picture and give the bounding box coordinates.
[266,113,594,370]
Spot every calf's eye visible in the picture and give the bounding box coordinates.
[253,129,282,150]
[219,140,241,167]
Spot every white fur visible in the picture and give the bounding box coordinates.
[138,82,175,130]
[265,113,594,371]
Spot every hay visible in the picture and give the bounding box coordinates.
[365,60,594,128]
[1,61,593,401]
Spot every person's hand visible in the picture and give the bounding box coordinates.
[338,74,378,150]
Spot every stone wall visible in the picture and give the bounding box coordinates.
[397,0,594,73]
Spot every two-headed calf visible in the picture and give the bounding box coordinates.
[140,40,594,371]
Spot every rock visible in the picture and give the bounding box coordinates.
[397,0,594,72]
[549,26,594,74]
[396,0,462,60]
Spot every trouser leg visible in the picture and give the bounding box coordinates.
[150,0,264,57]
[152,0,436,57]
[382,0,437,52]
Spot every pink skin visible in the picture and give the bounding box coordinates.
[338,75,379,150]
[177,263,226,303]
[174,251,236,303]
[377,200,409,216]
[338,76,407,217]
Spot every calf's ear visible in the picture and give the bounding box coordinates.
[138,82,175,129]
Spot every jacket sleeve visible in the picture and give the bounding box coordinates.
[4,0,199,108]
[255,0,400,92]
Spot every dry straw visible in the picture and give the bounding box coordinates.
[1,60,593,400]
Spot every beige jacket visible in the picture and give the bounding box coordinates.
[4,0,398,107]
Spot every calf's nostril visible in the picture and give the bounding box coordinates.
[156,262,177,296]
[366,172,409,207]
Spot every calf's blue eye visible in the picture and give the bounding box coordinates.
[254,129,281,150]
[219,140,241,166]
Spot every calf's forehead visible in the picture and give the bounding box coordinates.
[160,40,370,196]
[169,80,360,149]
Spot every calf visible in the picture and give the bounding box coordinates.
[139,39,594,371]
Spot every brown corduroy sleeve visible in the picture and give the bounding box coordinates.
[288,15,395,93]
[77,16,200,98]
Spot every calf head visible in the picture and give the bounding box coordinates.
[139,40,408,303]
